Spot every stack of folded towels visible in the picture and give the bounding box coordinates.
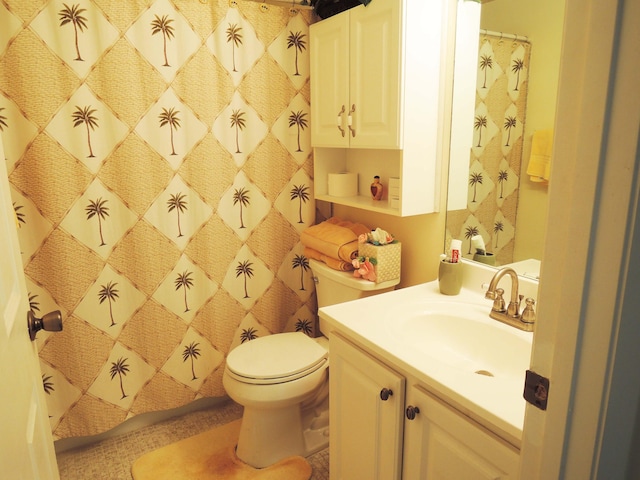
[301,217,371,271]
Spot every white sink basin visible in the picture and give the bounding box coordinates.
[387,301,532,379]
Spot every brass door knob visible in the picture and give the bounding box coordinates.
[27,310,63,341]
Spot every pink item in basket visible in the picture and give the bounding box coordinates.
[352,257,377,282]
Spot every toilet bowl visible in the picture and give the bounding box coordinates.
[223,259,399,468]
[223,332,329,468]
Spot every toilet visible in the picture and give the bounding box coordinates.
[223,259,399,468]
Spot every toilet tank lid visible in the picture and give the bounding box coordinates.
[309,259,400,291]
[226,332,328,380]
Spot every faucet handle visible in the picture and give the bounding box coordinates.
[492,288,506,313]
[521,298,536,324]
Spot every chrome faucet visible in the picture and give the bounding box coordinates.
[485,267,536,332]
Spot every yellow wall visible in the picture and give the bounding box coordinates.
[481,0,565,261]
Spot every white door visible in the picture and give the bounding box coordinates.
[520,0,640,477]
[0,139,60,478]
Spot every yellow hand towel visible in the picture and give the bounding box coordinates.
[526,129,554,183]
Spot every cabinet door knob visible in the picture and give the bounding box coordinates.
[406,405,420,420]
[379,388,393,401]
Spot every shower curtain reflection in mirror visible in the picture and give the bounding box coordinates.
[446,32,531,266]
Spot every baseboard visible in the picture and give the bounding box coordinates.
[54,396,234,454]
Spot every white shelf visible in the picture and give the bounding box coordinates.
[315,194,401,216]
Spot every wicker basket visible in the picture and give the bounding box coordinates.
[358,242,401,283]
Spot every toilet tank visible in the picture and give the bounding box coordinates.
[309,259,399,308]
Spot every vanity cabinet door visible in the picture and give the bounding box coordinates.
[402,385,520,480]
[330,333,405,480]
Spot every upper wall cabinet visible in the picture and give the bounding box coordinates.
[310,0,456,216]
[310,1,401,148]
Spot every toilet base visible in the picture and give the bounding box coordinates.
[302,403,329,456]
[236,394,329,468]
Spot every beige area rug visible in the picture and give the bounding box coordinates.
[131,419,312,480]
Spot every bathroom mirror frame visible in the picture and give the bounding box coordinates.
[444,0,566,277]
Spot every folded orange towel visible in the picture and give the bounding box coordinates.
[301,224,358,262]
[303,247,354,272]
[301,218,371,263]
[325,217,371,237]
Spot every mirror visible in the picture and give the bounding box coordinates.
[445,0,566,278]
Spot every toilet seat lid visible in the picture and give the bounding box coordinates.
[226,332,328,384]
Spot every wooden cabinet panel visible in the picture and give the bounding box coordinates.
[310,13,349,147]
[403,385,520,480]
[330,333,405,480]
[329,333,521,480]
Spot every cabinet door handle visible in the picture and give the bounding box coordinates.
[348,104,356,137]
[379,388,393,401]
[337,105,346,137]
[406,405,420,420]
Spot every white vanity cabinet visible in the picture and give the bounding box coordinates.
[310,0,455,216]
[329,332,520,480]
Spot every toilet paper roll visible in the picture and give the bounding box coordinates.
[328,172,358,197]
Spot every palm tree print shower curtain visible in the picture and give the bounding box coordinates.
[446,33,531,264]
[1,0,317,439]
